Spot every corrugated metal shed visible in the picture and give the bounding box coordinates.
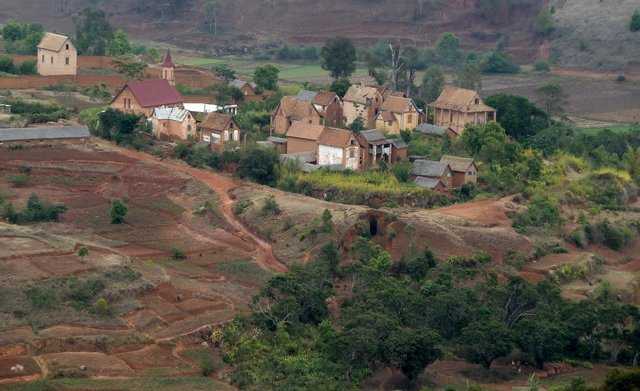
[0,126,90,142]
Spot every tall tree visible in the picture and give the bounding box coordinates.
[536,82,567,124]
[74,8,114,55]
[455,62,482,91]
[321,37,357,80]
[421,65,445,103]
[253,64,280,91]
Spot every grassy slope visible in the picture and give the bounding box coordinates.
[176,55,368,83]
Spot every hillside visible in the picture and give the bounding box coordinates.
[2,0,638,69]
[0,0,539,60]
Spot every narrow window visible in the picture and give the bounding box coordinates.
[42,55,45,63]
[51,56,54,64]
[65,57,69,65]
[66,44,69,50]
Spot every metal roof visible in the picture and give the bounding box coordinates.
[153,107,190,122]
[0,126,90,142]
[359,129,386,143]
[411,159,448,177]
[296,90,318,102]
[416,123,446,136]
[414,176,442,190]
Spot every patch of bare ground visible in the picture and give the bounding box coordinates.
[0,140,278,386]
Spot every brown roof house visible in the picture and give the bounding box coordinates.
[375,96,421,134]
[429,86,496,137]
[111,79,184,117]
[343,85,383,128]
[151,107,197,141]
[317,127,364,170]
[230,79,258,97]
[285,121,325,157]
[37,32,77,76]
[296,90,344,128]
[440,155,477,188]
[411,160,452,192]
[200,112,241,149]
[271,96,322,135]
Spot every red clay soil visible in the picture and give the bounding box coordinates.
[110,144,288,274]
[436,197,515,228]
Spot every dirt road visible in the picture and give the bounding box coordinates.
[107,142,288,274]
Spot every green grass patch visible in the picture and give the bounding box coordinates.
[577,123,638,135]
[215,259,273,285]
[300,169,419,193]
[175,55,367,82]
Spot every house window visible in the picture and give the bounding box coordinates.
[42,55,45,63]
[66,44,69,50]
[51,56,54,64]
[187,125,192,132]
[233,129,240,141]
[349,149,355,158]
[475,98,480,104]
[408,114,413,123]
[224,130,230,141]
[65,57,69,65]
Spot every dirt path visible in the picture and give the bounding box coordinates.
[103,142,288,274]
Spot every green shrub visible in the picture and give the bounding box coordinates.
[7,193,67,224]
[94,297,110,316]
[78,247,89,257]
[512,195,561,233]
[171,247,187,260]
[261,195,280,216]
[6,173,29,187]
[585,220,634,251]
[534,60,550,72]
[392,161,412,183]
[200,356,215,377]
[110,199,128,224]
[233,199,253,216]
[25,286,58,309]
[567,228,588,249]
[321,209,333,233]
[630,9,640,32]
[17,59,37,75]
[67,278,105,309]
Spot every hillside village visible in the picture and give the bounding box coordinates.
[1,7,640,391]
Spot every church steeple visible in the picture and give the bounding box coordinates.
[161,49,175,86]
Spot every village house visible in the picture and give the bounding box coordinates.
[440,155,478,187]
[111,79,184,117]
[296,90,344,128]
[430,86,497,137]
[317,127,363,170]
[271,96,322,135]
[200,112,241,149]
[357,129,407,168]
[230,79,258,98]
[375,95,421,134]
[151,107,197,141]
[343,84,384,128]
[37,32,77,76]
[285,121,325,156]
[411,160,453,192]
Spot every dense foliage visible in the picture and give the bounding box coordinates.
[2,193,67,224]
[0,20,44,54]
[222,238,640,389]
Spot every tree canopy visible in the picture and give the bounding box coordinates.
[321,37,357,79]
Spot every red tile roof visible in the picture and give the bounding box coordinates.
[124,79,183,108]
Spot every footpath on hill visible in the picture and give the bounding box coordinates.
[102,141,288,274]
